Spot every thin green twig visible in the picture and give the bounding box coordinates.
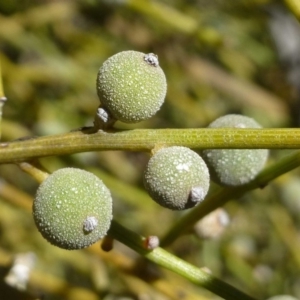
[109,221,258,300]
[1,128,300,163]
[161,149,300,246]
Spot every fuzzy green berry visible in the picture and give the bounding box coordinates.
[144,146,210,210]
[202,114,269,186]
[33,168,113,250]
[96,50,167,123]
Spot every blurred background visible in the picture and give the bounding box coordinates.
[0,0,300,299]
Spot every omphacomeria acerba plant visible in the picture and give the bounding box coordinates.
[202,114,269,186]
[144,146,210,210]
[33,168,113,250]
[96,50,167,123]
[4,48,280,300]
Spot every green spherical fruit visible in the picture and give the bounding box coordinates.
[33,168,113,250]
[97,50,167,123]
[144,146,210,210]
[202,114,269,186]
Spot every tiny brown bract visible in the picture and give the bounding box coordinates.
[144,235,160,250]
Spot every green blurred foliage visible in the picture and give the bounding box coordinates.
[0,0,299,299]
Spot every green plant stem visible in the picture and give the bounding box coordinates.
[18,161,49,183]
[161,150,300,246]
[109,220,258,300]
[1,128,300,163]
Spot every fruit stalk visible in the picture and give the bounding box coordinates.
[109,220,258,300]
